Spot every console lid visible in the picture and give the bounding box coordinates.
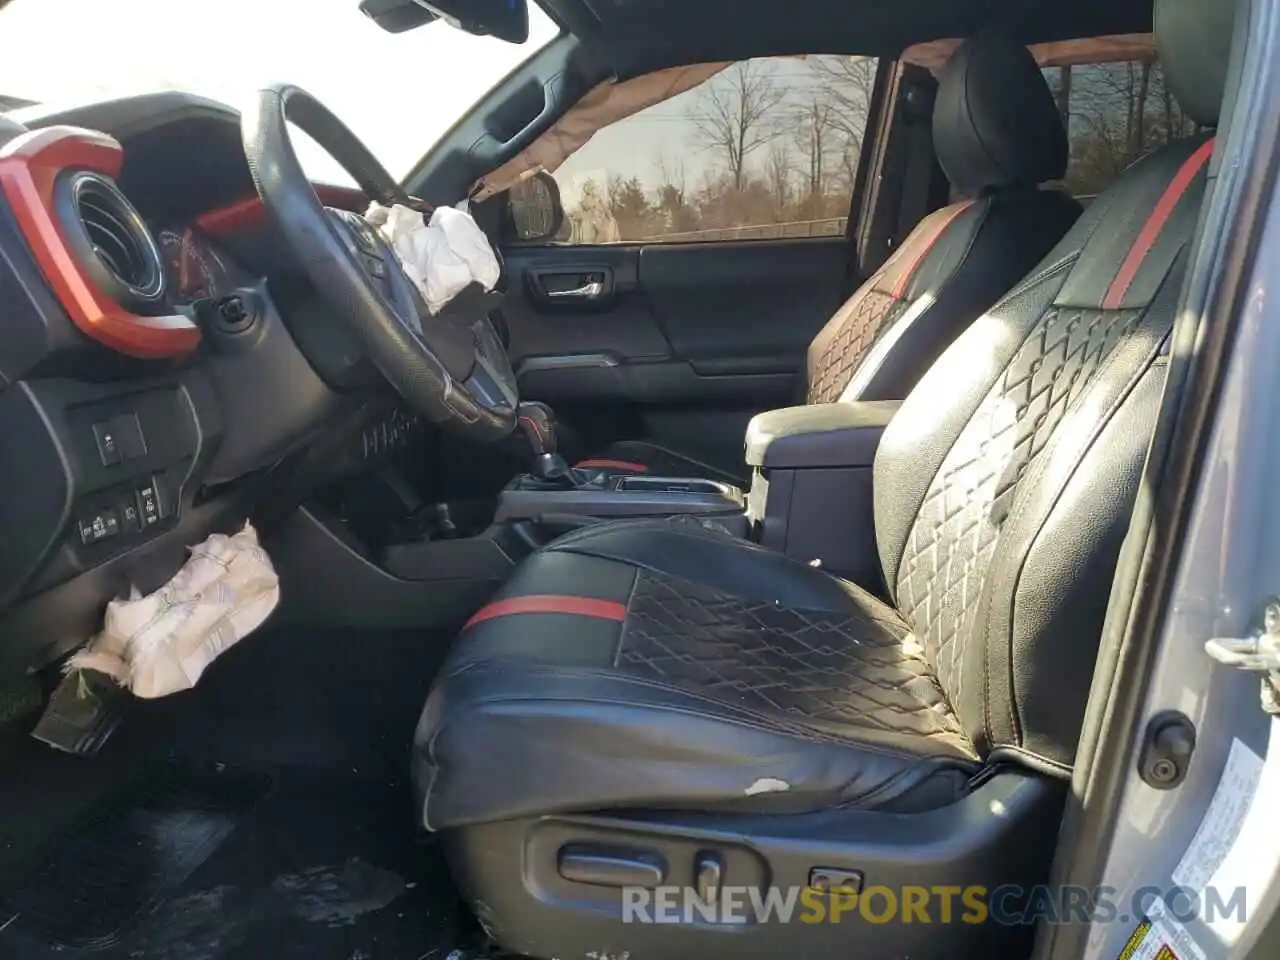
[745,400,902,470]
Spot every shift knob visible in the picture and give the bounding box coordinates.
[516,401,579,484]
[516,401,558,458]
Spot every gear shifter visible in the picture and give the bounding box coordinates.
[515,401,579,487]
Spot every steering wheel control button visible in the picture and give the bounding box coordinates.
[353,223,378,253]
[78,508,121,545]
[92,422,122,466]
[136,480,163,527]
[362,254,387,279]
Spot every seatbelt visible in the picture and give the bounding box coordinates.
[890,69,943,261]
[850,64,939,288]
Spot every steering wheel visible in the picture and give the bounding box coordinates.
[241,85,518,441]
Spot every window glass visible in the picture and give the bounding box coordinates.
[1044,59,1202,199]
[547,56,879,244]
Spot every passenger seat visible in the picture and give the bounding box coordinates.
[582,32,1082,483]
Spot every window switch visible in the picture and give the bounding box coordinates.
[92,422,121,466]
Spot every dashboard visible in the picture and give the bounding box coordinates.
[0,92,414,677]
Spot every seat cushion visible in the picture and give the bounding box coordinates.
[578,440,750,485]
[414,518,979,831]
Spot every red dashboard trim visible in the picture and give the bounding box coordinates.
[196,183,368,238]
[0,126,202,360]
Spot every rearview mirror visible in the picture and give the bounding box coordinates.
[505,172,565,243]
[359,0,530,43]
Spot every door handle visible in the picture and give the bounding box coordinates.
[525,265,614,309]
[546,280,605,300]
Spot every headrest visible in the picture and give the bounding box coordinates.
[1156,0,1239,127]
[933,32,1068,195]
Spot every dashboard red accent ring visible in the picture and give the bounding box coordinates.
[0,126,202,360]
[196,183,368,238]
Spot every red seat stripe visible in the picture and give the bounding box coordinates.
[465,594,628,628]
[575,458,649,472]
[1103,138,1215,310]
[889,200,975,298]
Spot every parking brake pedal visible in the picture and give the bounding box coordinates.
[32,669,131,757]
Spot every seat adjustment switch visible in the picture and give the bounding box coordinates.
[694,851,724,902]
[557,845,666,888]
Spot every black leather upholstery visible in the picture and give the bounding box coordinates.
[875,134,1212,772]
[419,1,1237,955]
[933,31,1069,194]
[589,34,1079,482]
[416,518,979,830]
[425,6,1229,807]
[1157,0,1236,126]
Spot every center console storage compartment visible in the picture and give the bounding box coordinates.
[745,400,900,583]
[614,476,728,495]
[497,471,746,532]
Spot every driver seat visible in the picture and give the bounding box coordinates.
[415,1,1235,957]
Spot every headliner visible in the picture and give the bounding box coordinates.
[542,0,1155,74]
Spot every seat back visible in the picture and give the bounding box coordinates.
[805,32,1080,405]
[872,0,1235,772]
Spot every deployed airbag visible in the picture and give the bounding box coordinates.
[366,202,500,314]
[66,524,280,699]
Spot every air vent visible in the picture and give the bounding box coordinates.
[59,172,165,311]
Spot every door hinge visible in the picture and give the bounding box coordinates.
[1205,597,1280,715]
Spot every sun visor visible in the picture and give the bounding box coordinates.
[471,61,731,202]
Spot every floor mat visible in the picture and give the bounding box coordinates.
[0,763,268,950]
[0,624,465,960]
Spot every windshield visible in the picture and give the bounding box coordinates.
[0,0,559,184]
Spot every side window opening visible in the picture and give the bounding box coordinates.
[908,34,1202,204]
[1044,58,1203,199]
[532,55,880,245]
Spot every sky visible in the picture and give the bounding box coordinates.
[0,0,559,183]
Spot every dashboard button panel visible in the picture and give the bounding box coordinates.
[120,498,142,532]
[78,507,121,545]
[136,479,163,527]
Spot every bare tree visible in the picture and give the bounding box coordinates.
[809,55,877,161]
[689,61,788,191]
[653,150,687,202]
[764,142,793,216]
[1053,64,1073,123]
[1131,60,1152,155]
[794,99,833,200]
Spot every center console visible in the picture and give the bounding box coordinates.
[268,399,901,632]
[495,400,749,533]
[743,399,900,583]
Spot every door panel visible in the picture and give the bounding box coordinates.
[639,238,847,374]
[500,235,849,463]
